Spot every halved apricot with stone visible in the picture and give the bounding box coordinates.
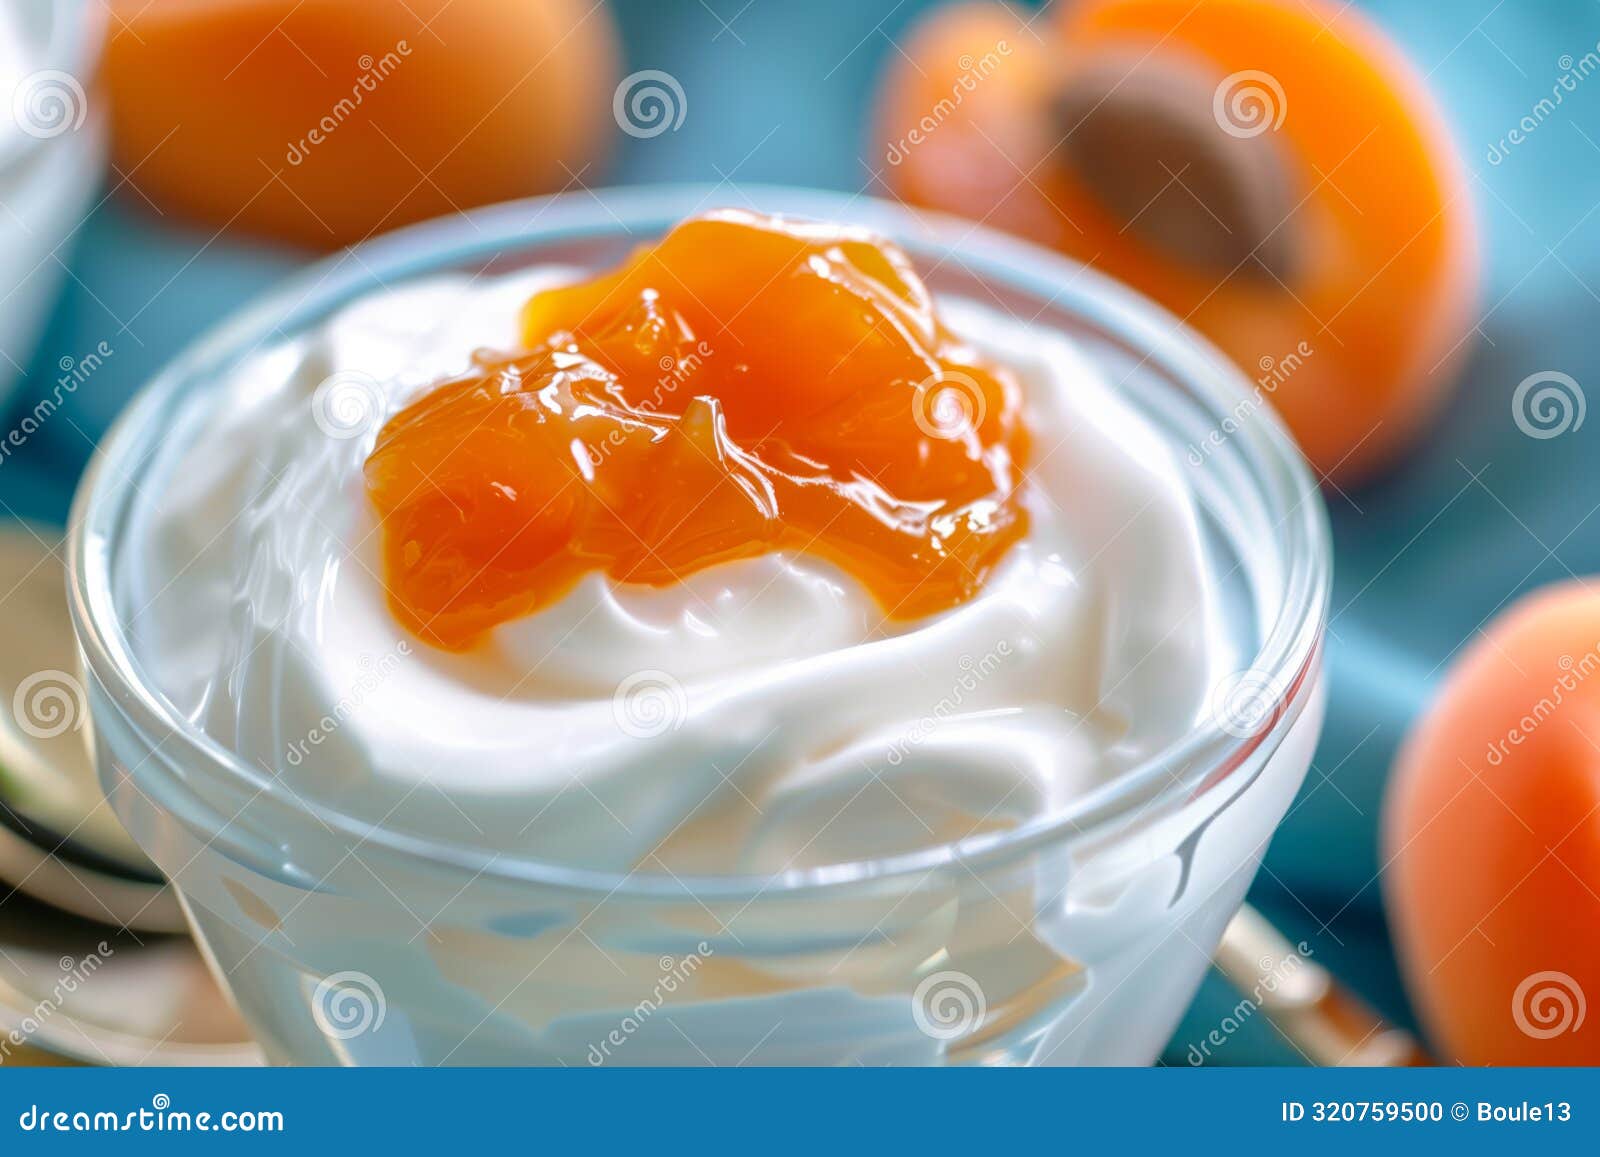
[873,0,1479,484]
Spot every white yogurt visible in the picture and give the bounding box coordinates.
[121,268,1227,877]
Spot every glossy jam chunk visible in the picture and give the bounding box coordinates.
[365,210,1030,650]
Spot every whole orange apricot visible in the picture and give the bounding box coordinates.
[1384,581,1600,1065]
[873,0,1480,485]
[103,0,619,247]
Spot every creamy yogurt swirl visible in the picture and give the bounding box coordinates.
[121,267,1226,875]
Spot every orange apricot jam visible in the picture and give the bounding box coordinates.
[364,210,1031,650]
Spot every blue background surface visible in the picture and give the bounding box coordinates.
[5,0,1600,1065]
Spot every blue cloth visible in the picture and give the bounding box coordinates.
[4,0,1596,1064]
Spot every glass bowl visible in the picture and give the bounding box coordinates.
[67,185,1330,1065]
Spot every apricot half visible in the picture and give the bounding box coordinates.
[103,0,618,247]
[873,0,1479,484]
[1384,582,1600,1065]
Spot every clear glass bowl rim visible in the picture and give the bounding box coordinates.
[67,183,1331,902]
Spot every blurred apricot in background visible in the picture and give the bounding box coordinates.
[874,0,1480,485]
[103,0,619,248]
[1384,582,1600,1065]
